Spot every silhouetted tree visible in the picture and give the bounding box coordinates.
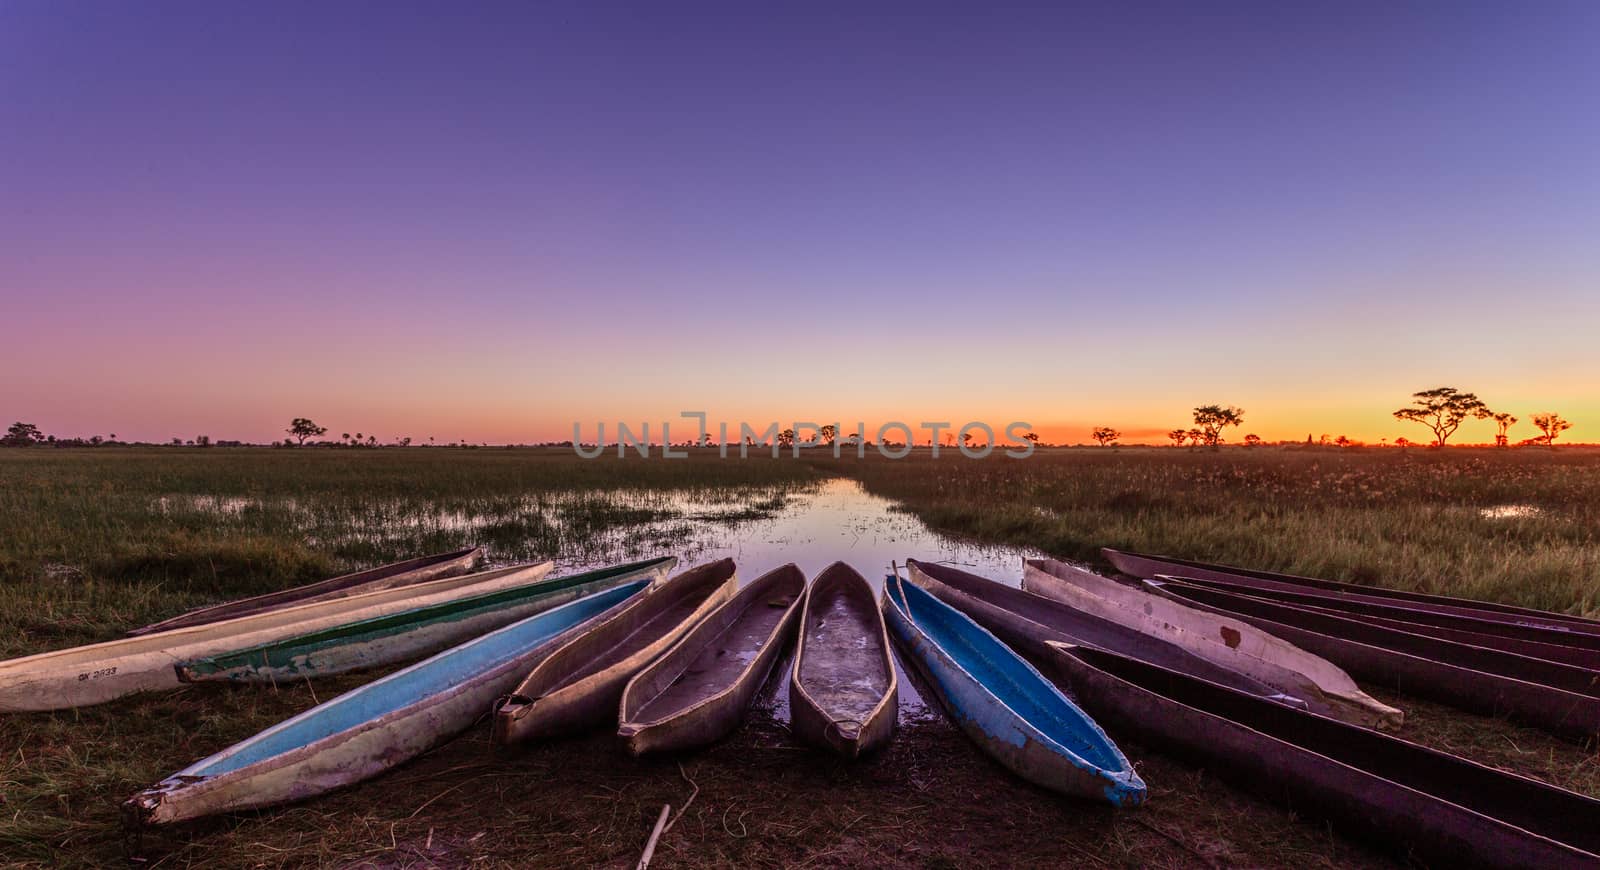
[1192,405,1244,447]
[1023,432,1041,445]
[3,422,44,446]
[1392,387,1487,448]
[1091,427,1120,447]
[1531,413,1572,448]
[1491,413,1518,448]
[1185,428,1204,447]
[819,424,837,445]
[777,428,795,448]
[1167,429,1187,447]
[287,418,327,445]
[1395,436,1412,448]
[1242,434,1262,447]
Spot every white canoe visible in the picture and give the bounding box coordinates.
[1023,559,1402,730]
[0,560,552,712]
[125,579,651,826]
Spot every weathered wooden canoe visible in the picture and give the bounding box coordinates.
[883,573,1145,806]
[123,579,651,826]
[0,561,552,712]
[1105,548,1600,636]
[1019,558,1403,729]
[128,547,484,636]
[492,559,737,744]
[179,557,677,683]
[1149,578,1600,743]
[1168,572,1600,657]
[617,564,804,755]
[905,560,1297,704]
[1039,641,1600,868]
[789,562,898,757]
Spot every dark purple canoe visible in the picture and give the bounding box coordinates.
[1038,642,1600,869]
[1147,578,1600,745]
[1104,548,1600,637]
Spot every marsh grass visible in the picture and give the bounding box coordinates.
[820,446,1600,617]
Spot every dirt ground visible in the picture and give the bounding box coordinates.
[117,649,1431,870]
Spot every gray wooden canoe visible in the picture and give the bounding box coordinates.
[1040,641,1600,869]
[618,564,805,755]
[0,560,550,712]
[177,557,676,683]
[492,559,737,744]
[789,562,898,757]
[124,580,651,826]
[128,547,483,636]
[1149,578,1600,744]
[1020,558,1402,729]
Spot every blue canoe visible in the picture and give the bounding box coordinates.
[882,571,1146,807]
[125,578,653,826]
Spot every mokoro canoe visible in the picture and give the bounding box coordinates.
[1105,548,1600,636]
[179,557,677,683]
[1039,641,1600,868]
[883,573,1145,806]
[128,547,484,636]
[789,562,898,757]
[124,579,651,826]
[1020,558,1403,729]
[492,559,737,744]
[1167,572,1600,657]
[0,561,553,712]
[904,560,1296,704]
[1149,578,1600,744]
[618,563,804,755]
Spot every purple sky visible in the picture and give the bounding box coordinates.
[3,2,1597,443]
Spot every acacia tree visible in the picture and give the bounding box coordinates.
[777,428,795,448]
[1392,387,1487,447]
[1192,405,1244,447]
[819,424,837,445]
[1186,428,1205,447]
[1491,413,1518,447]
[1531,413,1572,448]
[1167,429,1187,447]
[3,422,45,446]
[1242,434,1262,447]
[286,418,327,445]
[1091,426,1121,447]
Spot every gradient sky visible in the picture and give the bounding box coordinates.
[3,1,1597,445]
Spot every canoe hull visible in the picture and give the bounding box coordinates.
[883,574,1144,806]
[618,564,805,755]
[493,560,738,744]
[178,558,676,682]
[125,580,651,825]
[789,563,898,758]
[0,561,553,711]
[1040,643,1600,869]
[1020,558,1402,730]
[127,547,484,636]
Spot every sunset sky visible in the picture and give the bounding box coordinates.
[3,2,1596,445]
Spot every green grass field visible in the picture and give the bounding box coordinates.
[1,446,1596,868]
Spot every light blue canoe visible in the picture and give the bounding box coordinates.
[882,571,1146,807]
[125,578,652,826]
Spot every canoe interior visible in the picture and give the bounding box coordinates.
[796,567,895,729]
[186,579,650,777]
[1156,579,1600,696]
[129,546,483,635]
[625,565,804,726]
[908,560,1284,699]
[1105,548,1600,630]
[887,575,1134,778]
[185,556,675,675]
[1057,644,1600,857]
